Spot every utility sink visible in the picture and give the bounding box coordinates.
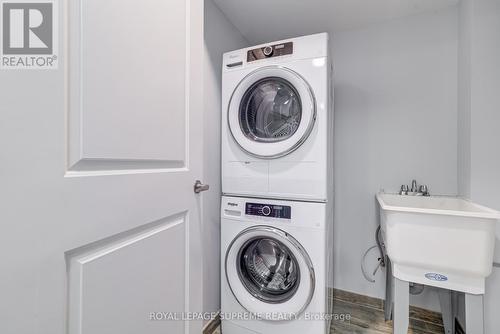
[377,193,500,294]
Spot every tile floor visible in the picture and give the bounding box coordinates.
[213,289,445,334]
[331,289,444,334]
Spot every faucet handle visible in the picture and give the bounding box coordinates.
[419,185,429,196]
[400,184,409,195]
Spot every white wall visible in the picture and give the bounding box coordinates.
[203,0,247,322]
[333,7,458,311]
[467,0,500,234]
[457,0,472,199]
[457,0,500,332]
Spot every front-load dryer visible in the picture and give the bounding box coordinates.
[222,33,333,202]
[221,196,334,334]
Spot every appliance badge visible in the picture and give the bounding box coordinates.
[425,273,448,282]
[227,202,238,207]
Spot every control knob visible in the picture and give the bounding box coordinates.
[263,46,273,57]
[261,206,271,216]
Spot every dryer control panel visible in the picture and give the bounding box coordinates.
[247,42,293,62]
[245,202,291,219]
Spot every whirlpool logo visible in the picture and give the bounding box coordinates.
[1,0,58,69]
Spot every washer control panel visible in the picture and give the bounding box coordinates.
[247,42,293,62]
[245,202,291,219]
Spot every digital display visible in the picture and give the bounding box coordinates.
[245,202,291,219]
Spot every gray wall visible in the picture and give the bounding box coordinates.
[204,0,500,322]
[457,0,500,332]
[203,0,247,322]
[457,0,472,198]
[333,7,458,311]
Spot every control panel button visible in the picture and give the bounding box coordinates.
[261,206,271,216]
[263,46,273,57]
[247,42,293,62]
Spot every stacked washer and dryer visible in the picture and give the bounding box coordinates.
[221,33,334,334]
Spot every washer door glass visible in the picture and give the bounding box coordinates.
[225,226,315,319]
[238,237,300,303]
[239,77,302,143]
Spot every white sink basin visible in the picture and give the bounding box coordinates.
[377,193,500,294]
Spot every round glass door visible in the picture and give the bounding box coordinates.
[225,226,315,320]
[239,77,302,143]
[237,237,300,303]
[228,66,316,159]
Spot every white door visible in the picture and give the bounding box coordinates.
[0,0,204,333]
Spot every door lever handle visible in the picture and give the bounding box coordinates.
[194,180,210,193]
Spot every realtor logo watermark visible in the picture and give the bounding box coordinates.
[1,0,58,69]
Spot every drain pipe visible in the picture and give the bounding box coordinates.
[361,226,387,283]
[361,245,380,282]
[375,225,385,267]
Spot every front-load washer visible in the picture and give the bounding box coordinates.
[221,33,333,202]
[221,196,334,334]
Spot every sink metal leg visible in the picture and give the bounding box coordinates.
[393,278,409,334]
[465,293,484,334]
[384,256,393,321]
[437,289,453,334]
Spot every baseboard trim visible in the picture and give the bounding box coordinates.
[202,311,221,334]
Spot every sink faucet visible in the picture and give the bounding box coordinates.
[400,179,430,196]
[411,180,418,193]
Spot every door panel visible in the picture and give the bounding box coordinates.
[0,0,203,333]
[67,215,186,334]
[68,0,187,169]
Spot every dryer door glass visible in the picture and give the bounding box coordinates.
[239,77,302,143]
[237,237,300,303]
